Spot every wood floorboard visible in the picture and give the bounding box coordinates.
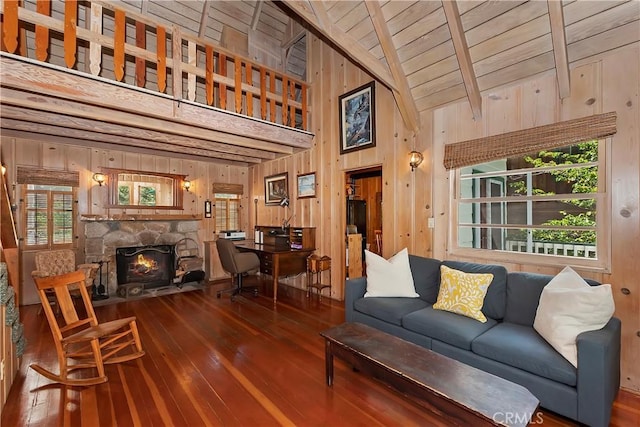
[2,276,639,426]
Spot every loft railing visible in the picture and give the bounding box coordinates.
[1,0,309,131]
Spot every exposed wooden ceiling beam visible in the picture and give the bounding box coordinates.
[282,18,306,50]
[281,0,398,92]
[442,1,482,120]
[0,120,256,165]
[364,0,420,132]
[547,0,571,99]
[251,0,264,31]
[198,0,212,39]
[1,127,247,166]
[0,86,295,155]
[0,105,274,161]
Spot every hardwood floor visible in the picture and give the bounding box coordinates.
[2,277,638,426]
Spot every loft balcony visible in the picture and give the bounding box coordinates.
[0,0,313,165]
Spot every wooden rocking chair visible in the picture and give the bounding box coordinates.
[31,270,145,386]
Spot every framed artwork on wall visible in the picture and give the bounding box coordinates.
[297,172,316,199]
[339,81,376,154]
[264,172,288,205]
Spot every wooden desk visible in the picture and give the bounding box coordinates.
[234,241,314,303]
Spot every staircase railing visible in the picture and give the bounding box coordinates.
[0,0,309,131]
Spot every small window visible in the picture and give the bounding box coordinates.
[23,185,76,249]
[214,193,241,232]
[452,140,608,268]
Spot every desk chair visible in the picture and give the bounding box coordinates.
[215,239,260,301]
[31,270,145,386]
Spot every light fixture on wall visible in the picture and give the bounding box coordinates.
[183,179,191,192]
[1,164,6,176]
[409,151,424,171]
[92,172,106,186]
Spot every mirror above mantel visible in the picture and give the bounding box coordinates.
[100,168,187,210]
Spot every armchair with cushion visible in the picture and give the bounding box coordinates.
[215,239,260,300]
[32,249,100,306]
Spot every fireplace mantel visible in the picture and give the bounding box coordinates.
[81,214,201,222]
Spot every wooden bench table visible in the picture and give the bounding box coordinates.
[320,322,539,427]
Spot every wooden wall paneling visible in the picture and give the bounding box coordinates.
[560,62,601,121]
[89,148,107,217]
[602,45,640,392]
[413,112,433,257]
[521,73,559,127]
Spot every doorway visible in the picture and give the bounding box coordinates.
[345,166,382,276]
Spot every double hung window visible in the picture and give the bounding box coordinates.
[446,113,615,269]
[23,185,76,249]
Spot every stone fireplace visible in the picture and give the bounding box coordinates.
[83,217,201,296]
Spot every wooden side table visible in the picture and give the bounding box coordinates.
[306,254,331,299]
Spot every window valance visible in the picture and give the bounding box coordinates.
[443,112,617,170]
[17,166,79,187]
[212,183,243,195]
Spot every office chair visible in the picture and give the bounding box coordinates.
[31,270,145,386]
[215,239,260,301]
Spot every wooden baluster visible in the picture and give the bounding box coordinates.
[2,0,19,54]
[113,9,125,82]
[219,53,227,110]
[157,26,167,93]
[269,71,276,123]
[289,80,295,127]
[187,40,196,101]
[260,67,267,120]
[35,0,51,61]
[89,3,102,76]
[282,75,288,126]
[205,45,214,105]
[246,60,253,117]
[234,59,242,113]
[301,84,307,131]
[172,26,182,100]
[64,0,77,68]
[135,21,146,87]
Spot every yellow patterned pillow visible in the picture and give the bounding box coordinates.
[433,265,494,323]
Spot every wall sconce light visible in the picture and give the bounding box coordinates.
[183,179,191,192]
[1,165,6,176]
[92,172,106,186]
[409,151,424,171]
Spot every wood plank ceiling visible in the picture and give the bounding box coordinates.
[2,0,639,164]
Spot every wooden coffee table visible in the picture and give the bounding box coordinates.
[320,322,539,427]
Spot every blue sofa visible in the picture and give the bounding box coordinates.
[344,255,621,427]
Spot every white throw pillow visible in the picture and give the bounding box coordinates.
[533,266,615,367]
[364,248,419,298]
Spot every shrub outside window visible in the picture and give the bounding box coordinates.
[452,140,609,269]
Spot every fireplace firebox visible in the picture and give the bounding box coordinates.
[115,244,175,289]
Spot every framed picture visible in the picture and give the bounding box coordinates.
[297,172,316,199]
[339,81,376,154]
[264,172,288,205]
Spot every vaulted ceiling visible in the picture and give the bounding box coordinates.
[141,0,639,130]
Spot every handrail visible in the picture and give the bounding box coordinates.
[1,0,309,131]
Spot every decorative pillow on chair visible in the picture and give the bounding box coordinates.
[534,266,614,367]
[364,248,419,298]
[433,265,493,323]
